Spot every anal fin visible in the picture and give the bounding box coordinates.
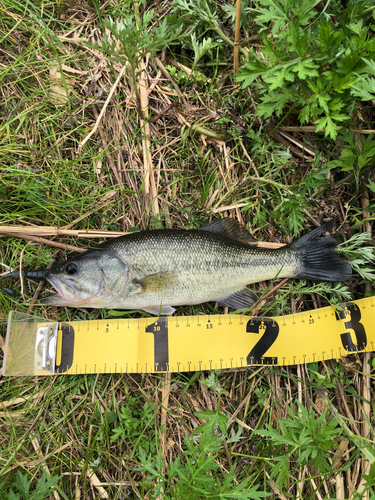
[216,289,259,310]
[142,305,176,316]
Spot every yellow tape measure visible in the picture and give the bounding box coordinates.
[2,297,374,376]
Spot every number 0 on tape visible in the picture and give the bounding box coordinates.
[2,297,374,376]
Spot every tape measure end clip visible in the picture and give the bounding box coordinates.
[35,323,59,374]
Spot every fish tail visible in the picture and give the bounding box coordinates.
[288,221,352,282]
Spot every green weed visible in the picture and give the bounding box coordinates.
[327,130,375,185]
[236,0,375,139]
[138,374,269,499]
[255,401,340,488]
[339,232,375,282]
[96,8,178,113]
[0,471,66,500]
[111,398,158,455]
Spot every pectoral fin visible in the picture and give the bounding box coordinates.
[130,273,177,315]
[216,289,259,310]
[142,305,176,315]
[135,272,177,294]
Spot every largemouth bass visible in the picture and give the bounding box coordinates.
[1,220,352,314]
[43,219,352,314]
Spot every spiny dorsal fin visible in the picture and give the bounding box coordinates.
[199,219,257,245]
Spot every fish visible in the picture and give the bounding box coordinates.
[0,219,352,315]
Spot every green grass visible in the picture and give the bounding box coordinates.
[1,0,375,498]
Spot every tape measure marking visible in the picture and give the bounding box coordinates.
[146,319,169,371]
[246,318,279,365]
[56,323,74,373]
[336,303,367,352]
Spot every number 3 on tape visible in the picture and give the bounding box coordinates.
[336,302,367,352]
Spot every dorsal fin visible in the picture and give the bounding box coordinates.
[199,219,258,245]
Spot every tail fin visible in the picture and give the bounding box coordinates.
[287,221,352,282]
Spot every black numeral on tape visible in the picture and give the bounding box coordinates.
[56,323,75,374]
[146,319,169,371]
[246,318,279,365]
[336,303,367,352]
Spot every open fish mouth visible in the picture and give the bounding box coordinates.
[43,274,109,307]
[46,275,77,301]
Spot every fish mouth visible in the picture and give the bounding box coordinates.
[42,274,110,307]
[43,274,78,304]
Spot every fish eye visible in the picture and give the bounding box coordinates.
[65,262,78,275]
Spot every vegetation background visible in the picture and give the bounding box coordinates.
[1,0,375,498]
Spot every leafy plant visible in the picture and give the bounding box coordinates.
[245,130,331,235]
[165,64,208,85]
[327,130,375,185]
[293,280,352,304]
[170,0,247,57]
[351,56,375,100]
[338,231,375,282]
[190,32,219,71]
[137,373,269,499]
[366,179,375,212]
[95,9,178,112]
[308,360,352,390]
[353,463,375,500]
[111,398,158,455]
[272,188,308,236]
[0,471,65,500]
[236,0,375,139]
[255,401,340,488]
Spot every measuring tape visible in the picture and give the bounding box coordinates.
[2,297,374,376]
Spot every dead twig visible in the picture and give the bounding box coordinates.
[80,64,127,148]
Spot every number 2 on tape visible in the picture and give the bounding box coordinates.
[246,318,279,365]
